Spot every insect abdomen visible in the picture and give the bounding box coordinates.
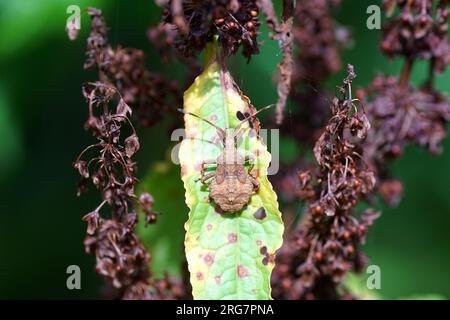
[209,176,253,212]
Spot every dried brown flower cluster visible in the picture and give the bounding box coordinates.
[85,8,181,127]
[273,0,449,300]
[74,82,159,299]
[357,76,450,204]
[273,0,350,201]
[280,0,351,144]
[363,76,450,156]
[151,1,296,123]
[146,274,191,300]
[75,8,191,300]
[102,270,190,300]
[85,219,150,299]
[292,0,350,84]
[274,0,295,124]
[357,0,450,206]
[162,0,260,58]
[382,0,450,73]
[272,66,380,300]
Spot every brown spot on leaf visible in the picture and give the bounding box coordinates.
[237,265,248,278]
[210,114,218,121]
[262,256,269,265]
[196,272,204,280]
[260,246,267,255]
[256,240,263,246]
[204,253,214,266]
[206,224,213,231]
[214,276,221,284]
[228,233,238,243]
[253,207,266,220]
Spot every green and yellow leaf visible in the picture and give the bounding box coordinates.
[179,44,284,300]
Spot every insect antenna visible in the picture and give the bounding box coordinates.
[232,104,274,137]
[178,109,227,140]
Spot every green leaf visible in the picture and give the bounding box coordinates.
[137,161,186,278]
[179,44,284,300]
[343,272,447,300]
[398,294,447,300]
[342,272,381,300]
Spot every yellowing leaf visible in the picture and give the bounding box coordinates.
[179,44,284,300]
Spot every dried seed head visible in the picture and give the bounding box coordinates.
[381,0,450,73]
[162,0,260,59]
[360,75,450,206]
[85,8,182,127]
[272,67,380,300]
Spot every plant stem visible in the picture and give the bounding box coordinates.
[204,36,220,66]
[399,58,414,90]
[424,57,435,89]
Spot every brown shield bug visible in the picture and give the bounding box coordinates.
[179,105,273,213]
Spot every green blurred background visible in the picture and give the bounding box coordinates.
[0,0,448,299]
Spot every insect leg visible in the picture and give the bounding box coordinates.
[199,172,215,184]
[247,163,260,190]
[200,159,217,176]
[244,155,255,163]
[194,160,216,183]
